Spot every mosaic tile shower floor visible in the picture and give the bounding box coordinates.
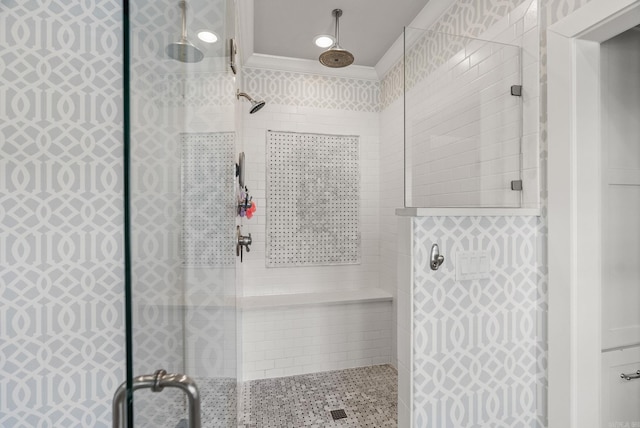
[142,365,397,427]
[238,365,398,428]
[136,378,238,427]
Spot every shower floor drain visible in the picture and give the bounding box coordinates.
[330,409,347,420]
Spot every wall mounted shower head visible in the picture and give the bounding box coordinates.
[166,1,204,63]
[236,90,266,114]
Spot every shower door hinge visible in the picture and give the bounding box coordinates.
[510,85,522,96]
[511,180,523,191]
[229,38,237,75]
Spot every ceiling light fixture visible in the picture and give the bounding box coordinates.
[319,9,354,68]
[197,30,218,43]
[314,35,335,48]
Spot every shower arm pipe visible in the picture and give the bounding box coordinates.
[236,90,253,102]
[113,369,201,428]
[180,1,188,40]
[333,9,341,48]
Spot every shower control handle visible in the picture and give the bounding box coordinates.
[236,226,252,262]
[238,233,252,252]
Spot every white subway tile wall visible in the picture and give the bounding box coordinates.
[240,72,381,298]
[239,68,386,380]
[379,96,405,389]
[242,302,392,381]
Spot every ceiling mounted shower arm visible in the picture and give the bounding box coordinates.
[180,1,188,40]
[333,9,342,48]
[166,0,203,63]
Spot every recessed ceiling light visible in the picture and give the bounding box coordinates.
[197,31,218,43]
[314,35,335,48]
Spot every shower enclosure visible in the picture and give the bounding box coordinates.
[123,0,239,425]
[2,1,239,425]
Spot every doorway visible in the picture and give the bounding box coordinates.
[548,0,640,426]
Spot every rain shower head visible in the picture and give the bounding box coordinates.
[236,90,266,114]
[166,1,204,63]
[319,9,354,68]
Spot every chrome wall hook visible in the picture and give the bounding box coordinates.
[430,243,445,271]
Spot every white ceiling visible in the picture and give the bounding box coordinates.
[252,0,431,67]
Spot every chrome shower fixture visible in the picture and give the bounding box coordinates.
[236,90,266,114]
[166,1,204,63]
[319,9,354,68]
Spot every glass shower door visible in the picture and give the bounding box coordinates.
[122,0,238,426]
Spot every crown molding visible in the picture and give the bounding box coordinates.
[374,0,453,79]
[245,53,379,80]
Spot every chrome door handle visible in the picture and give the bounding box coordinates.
[113,369,201,428]
[430,243,445,271]
[620,370,640,381]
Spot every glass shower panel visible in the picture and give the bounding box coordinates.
[127,0,237,425]
[404,27,522,208]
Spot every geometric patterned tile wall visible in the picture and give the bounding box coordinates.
[412,216,544,428]
[0,2,125,427]
[243,67,380,113]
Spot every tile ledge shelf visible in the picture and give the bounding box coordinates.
[240,288,393,311]
[395,207,541,217]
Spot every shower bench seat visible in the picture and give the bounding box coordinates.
[238,288,393,310]
[240,288,394,381]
